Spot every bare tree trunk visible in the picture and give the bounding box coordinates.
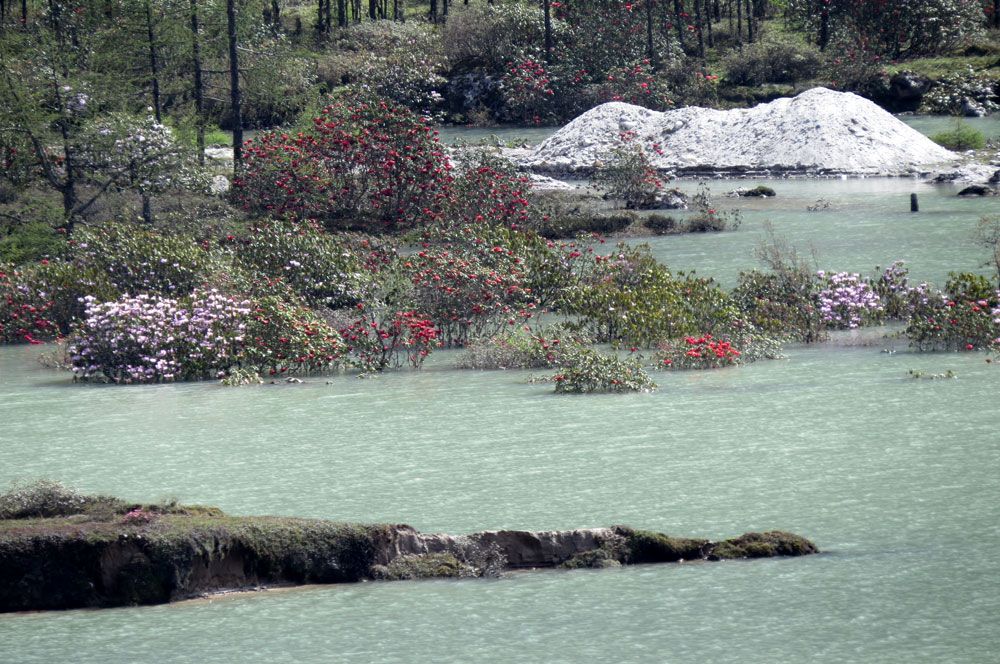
[144,0,162,123]
[645,0,655,68]
[544,0,552,63]
[190,0,205,166]
[227,0,242,176]
[673,0,684,49]
[694,0,704,58]
[704,0,712,47]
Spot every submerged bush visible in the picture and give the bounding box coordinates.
[537,346,657,394]
[816,270,884,329]
[905,273,1000,351]
[593,140,665,210]
[68,290,346,383]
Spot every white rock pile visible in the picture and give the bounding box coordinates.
[522,88,959,176]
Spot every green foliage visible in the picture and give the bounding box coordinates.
[0,219,66,265]
[684,182,742,233]
[593,140,665,210]
[930,121,988,151]
[538,346,657,394]
[0,479,124,520]
[0,259,120,342]
[708,531,819,560]
[721,40,824,86]
[370,553,476,580]
[904,273,1000,351]
[619,527,709,563]
[562,244,741,348]
[227,220,379,310]
[71,220,214,297]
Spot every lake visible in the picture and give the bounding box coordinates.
[1,123,999,663]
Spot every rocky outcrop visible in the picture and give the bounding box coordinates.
[522,88,958,177]
[0,518,818,612]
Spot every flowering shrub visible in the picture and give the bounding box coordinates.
[236,100,453,230]
[656,333,741,369]
[655,324,783,370]
[0,259,120,342]
[920,68,998,116]
[593,138,664,210]
[816,270,884,329]
[404,237,535,347]
[77,113,205,198]
[868,261,929,320]
[586,60,675,108]
[905,273,1000,351]
[68,290,345,383]
[337,306,440,372]
[121,508,158,526]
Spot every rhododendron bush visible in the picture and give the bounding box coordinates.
[236,103,532,232]
[236,100,453,229]
[68,290,346,383]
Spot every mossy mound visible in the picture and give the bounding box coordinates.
[708,531,820,560]
[0,513,391,611]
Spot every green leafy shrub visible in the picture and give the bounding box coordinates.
[721,40,824,86]
[539,347,657,394]
[643,214,678,234]
[593,140,665,210]
[684,182,742,232]
[562,244,741,348]
[0,220,67,265]
[227,220,377,310]
[71,220,213,297]
[930,122,987,151]
[708,531,818,560]
[904,273,1000,351]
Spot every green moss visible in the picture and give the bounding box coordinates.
[708,531,819,560]
[559,547,623,569]
[617,526,709,563]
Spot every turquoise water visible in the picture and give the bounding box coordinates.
[2,169,1000,661]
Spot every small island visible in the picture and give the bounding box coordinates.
[0,481,817,612]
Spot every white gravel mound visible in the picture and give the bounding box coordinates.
[523,88,959,176]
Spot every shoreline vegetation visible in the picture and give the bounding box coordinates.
[2,4,999,392]
[0,481,818,613]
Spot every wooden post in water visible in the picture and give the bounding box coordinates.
[910,193,919,212]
